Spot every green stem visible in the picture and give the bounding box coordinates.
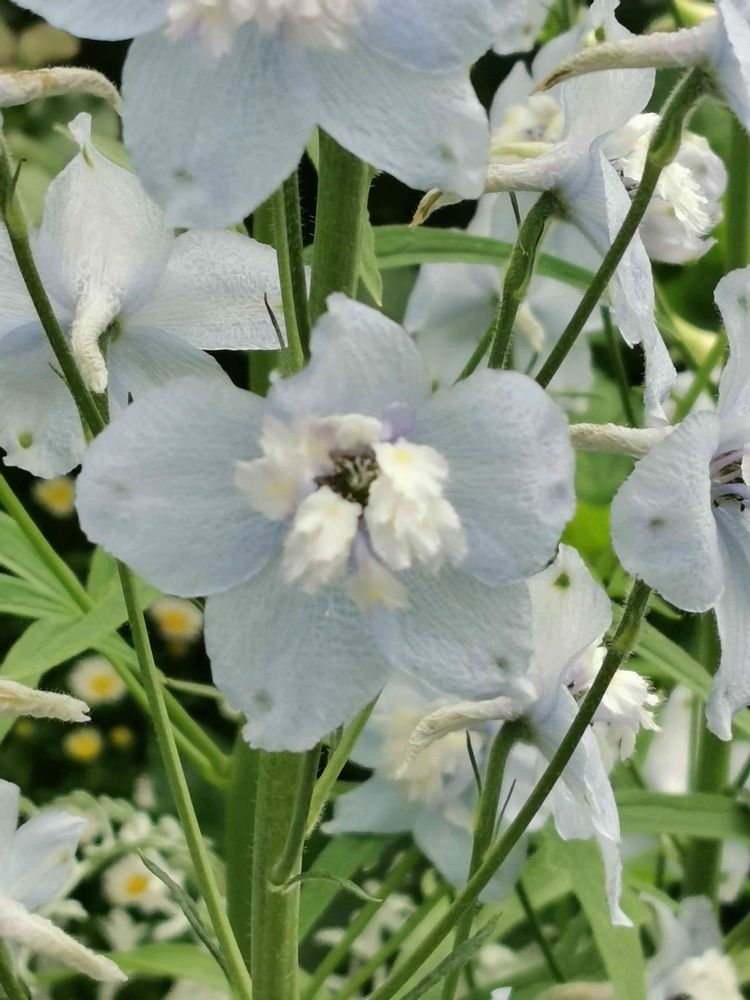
[250,197,280,395]
[441,722,521,1000]
[602,305,639,427]
[306,699,376,837]
[308,132,370,324]
[726,116,750,271]
[0,943,27,1000]
[269,185,305,376]
[672,333,725,422]
[515,880,565,983]
[487,192,557,370]
[118,564,253,1000]
[368,580,652,1000]
[283,171,312,358]
[251,751,314,1000]
[271,746,321,886]
[684,613,730,902]
[536,68,707,389]
[226,738,260,972]
[301,845,421,1000]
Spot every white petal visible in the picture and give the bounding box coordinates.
[76,378,280,597]
[0,681,90,724]
[311,44,489,200]
[528,545,612,690]
[127,230,285,350]
[122,27,315,226]
[706,509,750,739]
[412,811,475,889]
[6,811,85,911]
[205,559,391,752]
[271,295,430,421]
[0,324,84,478]
[715,266,750,419]
[611,410,725,612]
[414,370,574,587]
[559,68,654,150]
[14,0,167,39]
[0,781,20,875]
[324,776,418,835]
[716,0,750,132]
[0,226,40,337]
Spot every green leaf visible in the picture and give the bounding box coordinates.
[109,944,227,990]
[372,225,595,289]
[553,839,646,1000]
[617,790,750,840]
[0,575,70,619]
[0,512,75,606]
[399,918,498,1000]
[86,547,121,601]
[359,213,384,306]
[275,868,381,903]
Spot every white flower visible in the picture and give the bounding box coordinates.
[102,855,169,913]
[0,679,89,723]
[148,597,204,643]
[0,779,125,983]
[19,0,514,226]
[612,266,750,739]
[68,657,126,706]
[0,111,284,478]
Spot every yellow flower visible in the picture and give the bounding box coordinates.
[109,725,135,751]
[69,656,126,706]
[31,476,76,518]
[149,597,203,644]
[63,726,103,764]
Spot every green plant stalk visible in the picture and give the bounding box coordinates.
[672,333,725,422]
[487,192,557,370]
[118,564,254,1000]
[684,614,730,902]
[536,68,707,389]
[226,737,260,972]
[727,116,750,271]
[0,943,28,1000]
[283,171,312,358]
[441,722,522,1000]
[302,845,421,1000]
[368,579,652,1000]
[308,131,371,324]
[251,751,314,1000]
[515,880,565,983]
[270,184,305,376]
[250,196,280,395]
[306,699,376,836]
[602,305,639,427]
[271,746,321,887]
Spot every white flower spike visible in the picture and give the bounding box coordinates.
[0,111,285,478]
[0,780,125,984]
[612,266,750,740]
[0,679,90,723]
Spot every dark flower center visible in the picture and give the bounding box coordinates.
[316,450,379,506]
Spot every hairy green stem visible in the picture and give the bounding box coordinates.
[271,746,321,886]
[602,305,639,427]
[487,192,557,370]
[270,184,306,375]
[283,171,312,358]
[308,131,371,324]
[727,117,750,271]
[368,580,652,1000]
[672,333,725,422]
[0,943,28,1000]
[302,845,421,1000]
[226,738,260,972]
[250,197,280,395]
[536,68,707,389]
[118,565,253,1000]
[441,722,521,1000]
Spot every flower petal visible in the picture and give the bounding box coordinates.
[14,0,166,39]
[6,811,85,912]
[414,370,574,587]
[126,230,285,350]
[122,28,315,226]
[715,266,750,420]
[0,323,84,478]
[271,295,430,421]
[205,560,391,751]
[716,0,750,132]
[76,378,280,596]
[611,410,725,613]
[0,780,20,876]
[706,508,750,740]
[324,776,418,835]
[0,226,40,337]
[372,567,531,699]
[310,44,489,199]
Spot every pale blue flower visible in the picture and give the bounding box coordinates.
[76,295,574,751]
[15,0,516,227]
[0,113,283,478]
[612,267,750,741]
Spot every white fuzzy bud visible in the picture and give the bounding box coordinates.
[0,680,90,723]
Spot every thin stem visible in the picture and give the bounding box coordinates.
[732,749,750,792]
[283,171,312,358]
[515,880,565,983]
[308,131,371,324]
[269,185,305,376]
[368,579,652,1000]
[271,746,321,886]
[672,333,725,422]
[536,68,707,389]
[226,738,260,973]
[0,943,27,1000]
[441,722,521,1000]
[250,196,280,395]
[117,564,254,1000]
[602,305,639,427]
[487,192,557,370]
[726,116,750,271]
[306,699,376,837]
[301,845,421,1000]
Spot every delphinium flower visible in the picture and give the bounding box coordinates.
[401,545,658,925]
[611,266,750,740]
[0,679,90,722]
[76,294,574,750]
[14,0,517,227]
[404,192,598,402]
[0,111,284,478]
[0,779,125,984]
[493,0,550,56]
[68,656,126,707]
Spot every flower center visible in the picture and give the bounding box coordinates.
[315,450,379,506]
[491,94,565,162]
[711,449,750,512]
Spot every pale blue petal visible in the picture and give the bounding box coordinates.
[357,0,501,70]
[310,44,488,199]
[716,0,750,131]
[126,231,285,350]
[76,378,280,596]
[271,295,430,421]
[0,781,20,877]
[414,370,574,587]
[6,812,84,912]
[715,267,750,420]
[206,561,391,752]
[0,226,39,337]
[494,0,549,55]
[488,60,534,133]
[324,777,418,835]
[560,68,654,149]
[706,509,750,740]
[122,28,315,226]
[0,324,84,478]
[107,325,228,413]
[14,0,166,39]
[611,411,725,613]
[372,569,531,700]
